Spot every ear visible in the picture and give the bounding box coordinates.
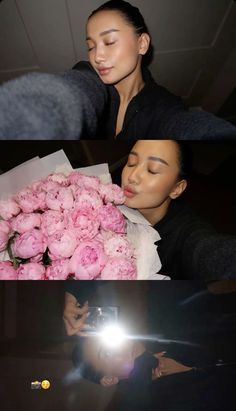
[169,179,187,200]
[138,33,150,56]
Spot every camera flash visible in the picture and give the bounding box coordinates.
[100,325,126,347]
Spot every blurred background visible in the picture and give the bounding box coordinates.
[0,0,236,122]
[0,140,236,234]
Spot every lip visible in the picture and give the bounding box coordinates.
[123,186,137,198]
[97,67,113,76]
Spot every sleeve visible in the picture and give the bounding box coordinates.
[0,62,107,140]
[182,229,236,280]
[160,109,236,139]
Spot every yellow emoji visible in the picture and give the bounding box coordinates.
[41,380,50,390]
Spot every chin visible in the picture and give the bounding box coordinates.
[124,199,136,208]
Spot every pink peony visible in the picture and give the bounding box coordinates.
[0,261,17,279]
[0,220,11,234]
[11,212,41,234]
[12,229,46,259]
[74,188,103,210]
[68,172,100,191]
[45,259,70,280]
[99,204,126,233]
[17,263,46,280]
[67,209,99,241]
[46,173,69,186]
[15,187,46,213]
[47,229,77,259]
[68,241,108,279]
[41,210,65,237]
[30,253,44,263]
[0,220,11,252]
[45,187,74,211]
[100,257,136,280]
[104,234,134,258]
[99,183,125,205]
[0,199,20,220]
[40,180,62,192]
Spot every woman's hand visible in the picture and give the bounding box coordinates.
[63,292,89,336]
[100,376,119,387]
[152,352,192,379]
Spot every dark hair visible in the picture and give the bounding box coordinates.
[175,141,193,180]
[88,0,154,66]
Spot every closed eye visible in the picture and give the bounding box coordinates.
[148,170,159,174]
[105,41,116,46]
[126,163,137,167]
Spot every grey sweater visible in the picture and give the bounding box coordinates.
[0,65,107,139]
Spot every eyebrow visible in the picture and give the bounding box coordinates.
[129,151,170,166]
[86,28,120,41]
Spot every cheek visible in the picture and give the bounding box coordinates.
[115,38,139,61]
[121,168,128,187]
[109,358,133,378]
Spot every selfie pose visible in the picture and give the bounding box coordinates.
[121,140,236,279]
[63,282,236,411]
[0,0,236,139]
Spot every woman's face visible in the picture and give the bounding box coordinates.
[121,140,186,214]
[86,10,146,85]
[83,337,136,379]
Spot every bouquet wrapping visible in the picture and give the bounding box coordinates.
[0,150,168,280]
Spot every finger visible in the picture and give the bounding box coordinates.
[63,317,77,336]
[154,351,167,359]
[64,315,87,335]
[152,367,163,380]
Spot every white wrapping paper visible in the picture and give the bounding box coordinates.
[0,151,169,279]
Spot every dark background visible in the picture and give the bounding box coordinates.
[0,281,236,411]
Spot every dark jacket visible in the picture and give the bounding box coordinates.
[0,61,236,139]
[154,200,236,279]
[73,61,236,140]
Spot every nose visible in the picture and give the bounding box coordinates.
[127,166,142,185]
[94,45,106,64]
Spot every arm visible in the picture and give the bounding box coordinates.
[0,62,107,139]
[152,353,192,379]
[63,291,88,336]
[182,230,236,280]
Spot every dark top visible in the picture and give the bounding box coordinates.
[116,365,236,411]
[154,200,236,280]
[73,61,236,140]
[1,61,236,139]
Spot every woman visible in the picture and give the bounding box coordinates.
[64,281,236,410]
[0,1,236,139]
[121,140,236,279]
[72,0,236,140]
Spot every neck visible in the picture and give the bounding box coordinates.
[132,341,146,360]
[138,199,171,226]
[114,65,145,103]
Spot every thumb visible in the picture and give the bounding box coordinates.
[154,351,167,359]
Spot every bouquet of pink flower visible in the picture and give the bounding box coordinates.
[0,171,137,280]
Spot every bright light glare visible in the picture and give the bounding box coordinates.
[100,325,126,347]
